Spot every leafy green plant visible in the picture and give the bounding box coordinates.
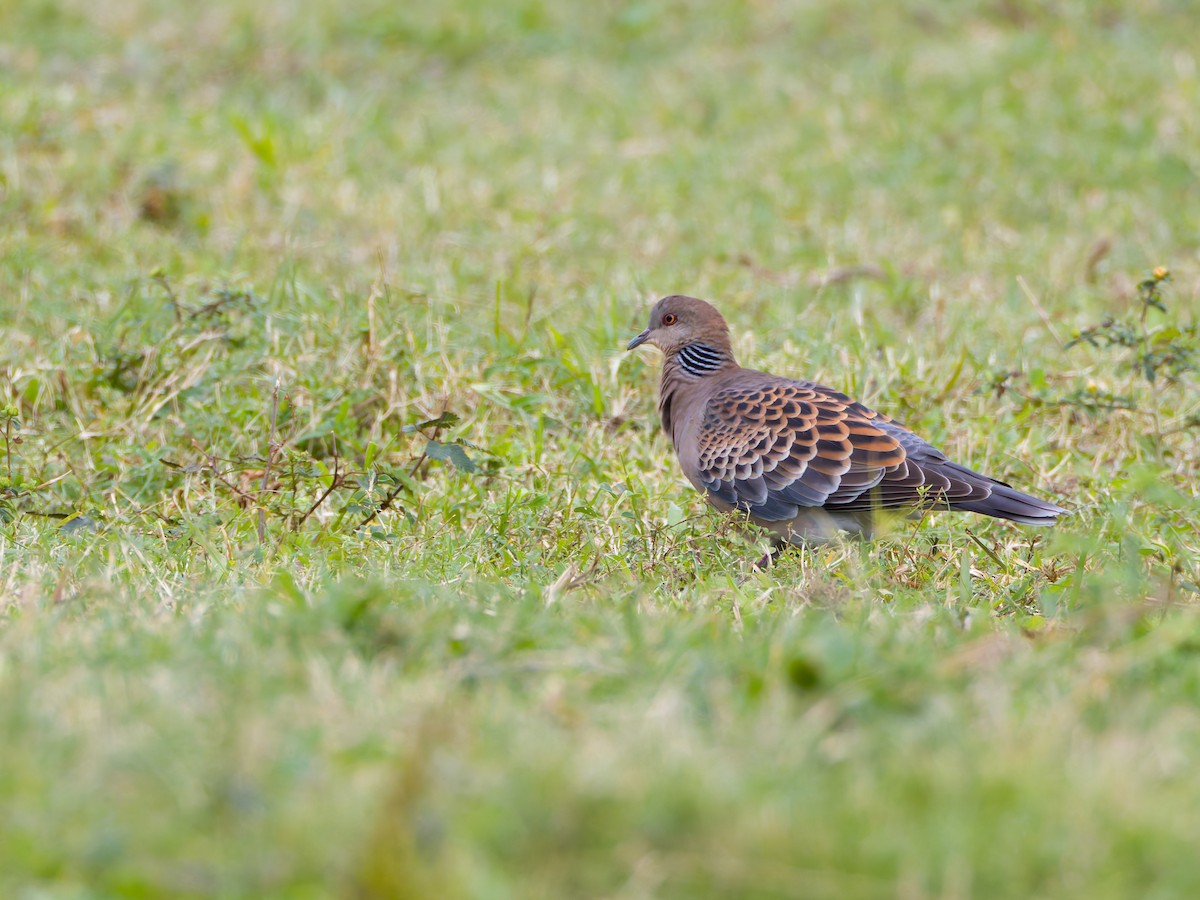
[991,268,1197,441]
[1068,268,1196,386]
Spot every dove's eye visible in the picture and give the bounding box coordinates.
[662,313,678,326]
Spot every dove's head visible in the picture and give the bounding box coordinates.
[626,295,732,355]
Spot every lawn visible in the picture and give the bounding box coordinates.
[2,0,1199,897]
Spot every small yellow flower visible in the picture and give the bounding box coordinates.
[1153,266,1169,280]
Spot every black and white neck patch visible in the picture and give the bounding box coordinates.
[676,343,727,377]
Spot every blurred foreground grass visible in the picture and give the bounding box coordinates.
[2,0,1199,896]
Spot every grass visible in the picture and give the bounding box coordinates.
[2,0,1199,896]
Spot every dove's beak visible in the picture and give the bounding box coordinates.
[626,329,650,351]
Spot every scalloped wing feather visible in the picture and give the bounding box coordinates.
[695,379,914,521]
[690,375,1061,531]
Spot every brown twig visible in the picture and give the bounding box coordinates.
[807,264,888,289]
[3,416,12,479]
[294,449,344,530]
[358,442,431,529]
[154,270,183,323]
[257,380,282,545]
[355,480,408,528]
[358,414,449,528]
[206,465,257,507]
